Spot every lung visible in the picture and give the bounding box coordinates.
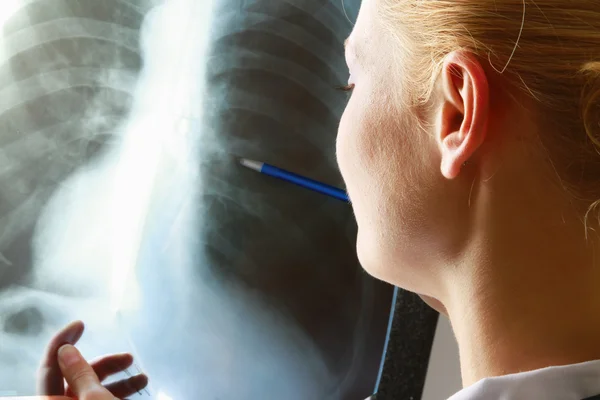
[0,0,394,398]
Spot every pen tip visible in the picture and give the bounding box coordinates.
[239,158,263,172]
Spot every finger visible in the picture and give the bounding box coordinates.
[92,353,134,382]
[103,374,149,399]
[57,344,111,397]
[37,320,85,395]
[64,354,135,397]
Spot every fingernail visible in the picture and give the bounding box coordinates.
[58,345,80,368]
[65,331,78,343]
[64,321,83,343]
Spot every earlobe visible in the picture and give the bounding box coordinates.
[437,52,490,180]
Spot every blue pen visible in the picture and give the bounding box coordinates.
[239,158,350,203]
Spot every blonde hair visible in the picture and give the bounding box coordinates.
[378,0,600,213]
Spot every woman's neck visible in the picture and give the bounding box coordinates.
[441,168,600,388]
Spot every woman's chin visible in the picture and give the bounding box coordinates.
[356,229,434,293]
[355,229,389,283]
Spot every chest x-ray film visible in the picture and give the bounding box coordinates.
[0,0,394,398]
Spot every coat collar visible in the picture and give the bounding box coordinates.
[448,360,600,400]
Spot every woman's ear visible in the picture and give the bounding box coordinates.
[436,51,490,179]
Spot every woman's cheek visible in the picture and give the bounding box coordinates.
[336,105,355,178]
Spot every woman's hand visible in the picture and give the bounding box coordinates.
[56,344,127,399]
[37,321,148,399]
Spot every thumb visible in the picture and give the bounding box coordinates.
[57,344,111,398]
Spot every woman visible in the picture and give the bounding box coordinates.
[337,0,600,398]
[40,0,600,398]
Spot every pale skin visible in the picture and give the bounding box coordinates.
[337,0,600,388]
